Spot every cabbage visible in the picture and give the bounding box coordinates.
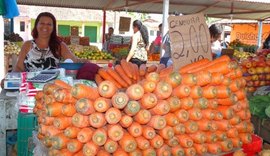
[265,105,270,118]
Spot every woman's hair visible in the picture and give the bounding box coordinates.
[209,24,222,40]
[133,20,149,47]
[32,12,61,59]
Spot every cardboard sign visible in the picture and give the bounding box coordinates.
[168,13,212,71]
[119,17,131,32]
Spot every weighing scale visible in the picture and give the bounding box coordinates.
[4,72,21,90]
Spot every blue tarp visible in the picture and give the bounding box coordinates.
[3,0,19,18]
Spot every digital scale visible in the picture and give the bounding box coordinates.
[4,72,21,90]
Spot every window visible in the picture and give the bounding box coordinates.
[20,21,25,32]
[150,30,155,36]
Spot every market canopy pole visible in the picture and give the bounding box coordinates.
[257,20,263,50]
[102,10,106,44]
[161,0,169,57]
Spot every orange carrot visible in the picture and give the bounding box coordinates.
[104,139,118,153]
[201,109,215,120]
[147,115,166,130]
[214,120,232,131]
[43,83,61,95]
[229,115,242,125]
[71,84,100,100]
[92,128,107,146]
[216,86,231,99]
[139,64,147,76]
[154,81,172,100]
[54,79,72,89]
[41,116,54,125]
[202,86,217,99]
[146,72,159,83]
[189,132,207,144]
[119,133,137,152]
[42,136,52,147]
[176,134,193,148]
[46,102,64,117]
[134,109,152,124]
[165,136,179,147]
[124,100,141,116]
[189,86,203,99]
[193,143,208,155]
[150,134,164,149]
[105,107,122,124]
[89,112,107,128]
[217,106,234,119]
[215,131,228,141]
[158,126,175,140]
[167,96,181,112]
[93,97,111,113]
[136,136,150,150]
[208,99,218,109]
[98,68,122,88]
[64,127,80,139]
[195,70,212,87]
[210,72,224,85]
[142,148,156,156]
[54,88,76,103]
[147,64,157,73]
[77,128,94,143]
[126,84,144,100]
[53,117,72,130]
[35,91,44,100]
[115,64,132,85]
[97,150,110,156]
[112,92,129,109]
[188,108,202,121]
[222,77,232,86]
[179,58,210,74]
[229,79,241,92]
[156,64,166,73]
[165,113,179,127]
[71,113,90,128]
[98,80,118,98]
[164,72,182,88]
[128,62,136,80]
[140,93,158,109]
[128,122,143,137]
[94,74,103,86]
[62,104,76,117]
[156,144,172,156]
[149,100,170,115]
[142,126,156,140]
[231,102,242,112]
[113,148,128,156]
[129,149,142,156]
[219,139,233,152]
[67,139,83,153]
[206,143,222,154]
[239,133,252,144]
[75,98,95,115]
[227,128,239,138]
[205,132,218,143]
[107,67,128,88]
[173,123,186,135]
[44,126,62,137]
[184,147,197,156]
[119,115,133,128]
[236,110,251,120]
[181,74,197,86]
[180,97,193,110]
[184,121,199,134]
[192,60,236,75]
[246,122,254,133]
[193,98,209,109]
[238,99,249,110]
[172,146,185,156]
[214,111,224,120]
[83,141,99,156]
[197,120,212,131]
[51,133,69,150]
[172,85,191,98]
[235,121,249,133]
[174,109,189,123]
[141,80,156,93]
[55,149,73,156]
[160,66,173,78]
[108,124,124,141]
[231,138,243,148]
[121,59,133,78]
[216,94,238,106]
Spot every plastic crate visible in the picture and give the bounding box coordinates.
[242,134,263,156]
[17,113,37,156]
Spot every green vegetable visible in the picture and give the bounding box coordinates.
[249,95,270,119]
[265,106,270,118]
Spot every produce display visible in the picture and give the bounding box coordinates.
[34,56,254,156]
[230,39,257,53]
[4,41,21,55]
[233,49,256,60]
[249,95,270,119]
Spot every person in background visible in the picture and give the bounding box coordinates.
[263,34,270,49]
[105,27,114,42]
[150,23,162,54]
[160,32,171,67]
[14,12,87,72]
[209,24,223,59]
[126,20,149,67]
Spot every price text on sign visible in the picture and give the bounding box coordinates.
[168,13,212,71]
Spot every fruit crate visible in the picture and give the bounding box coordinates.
[17,113,37,156]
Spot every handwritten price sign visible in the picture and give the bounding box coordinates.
[168,13,212,71]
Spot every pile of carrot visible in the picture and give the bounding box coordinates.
[34,56,253,156]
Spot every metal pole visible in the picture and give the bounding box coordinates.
[102,10,106,44]
[10,18,14,33]
[161,0,169,57]
[0,16,4,90]
[257,20,263,50]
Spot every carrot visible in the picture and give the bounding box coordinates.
[205,132,218,143]
[43,83,61,95]
[174,109,189,122]
[147,64,157,73]
[111,92,129,109]
[197,120,211,131]
[173,124,186,135]
[214,111,224,120]
[129,149,142,156]
[210,72,224,85]
[89,112,107,128]
[126,84,144,100]
[231,138,243,148]
[180,97,193,110]
[156,144,172,156]
[149,100,170,115]
[222,77,232,86]
[165,136,179,147]
[77,128,94,143]
[193,143,208,155]
[108,124,124,141]
[246,122,254,133]
[231,102,242,112]
[51,133,69,150]
[238,99,249,109]
[120,115,133,128]
[115,64,132,85]
[167,96,181,112]
[54,149,73,156]
[71,84,100,100]
[107,67,128,88]
[92,128,107,146]
[158,126,175,140]
[188,108,202,121]
[113,148,128,156]
[141,126,156,140]
[156,64,166,73]
[121,59,133,78]
[184,121,199,134]
[98,80,118,98]
[46,102,64,117]
[195,70,212,87]
[214,120,232,131]
[154,81,172,100]
[97,150,110,156]
[160,66,173,78]
[141,80,156,93]
[128,62,136,80]
[67,139,83,153]
[236,110,251,120]
[128,122,143,137]
[165,113,179,127]
[225,69,238,80]
[44,126,62,137]
[227,128,239,138]
[35,101,44,110]
[239,78,247,88]
[134,109,152,124]
[201,109,215,120]
[181,74,197,86]
[35,91,44,100]
[193,61,236,75]
[64,127,80,139]
[172,146,185,156]
[189,86,203,99]
[54,88,76,103]
[164,72,182,88]
[75,98,95,115]
[219,139,233,152]
[216,94,238,106]
[202,86,217,99]
[142,148,156,156]
[140,93,158,109]
[229,79,241,92]
[189,132,207,144]
[217,106,234,119]
[184,147,197,156]
[71,113,90,128]
[172,84,191,98]
[93,97,111,113]
[179,58,210,74]
[135,136,150,150]
[229,115,242,125]
[83,141,99,156]
[235,121,248,133]
[146,72,160,83]
[94,74,103,86]
[53,117,72,130]
[98,68,122,88]
[139,64,147,76]
[104,139,118,153]
[215,131,228,141]
[147,115,166,130]
[176,134,193,148]
[119,133,137,152]
[208,100,218,109]
[62,104,76,117]
[41,116,54,125]
[216,86,231,99]
[124,100,141,116]
[210,121,218,132]
[150,134,164,149]
[105,107,122,124]
[206,143,222,154]
[193,98,208,109]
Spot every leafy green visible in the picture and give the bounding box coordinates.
[249,95,270,118]
[266,106,270,118]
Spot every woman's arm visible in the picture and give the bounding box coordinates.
[14,41,31,72]
[126,33,139,62]
[60,42,89,63]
